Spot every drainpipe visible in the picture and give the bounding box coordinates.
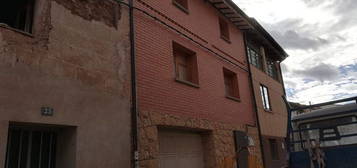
[109,1,139,167]
[243,33,266,168]
[128,0,139,168]
[282,96,293,168]
[278,61,291,142]
[114,0,139,167]
[278,61,292,167]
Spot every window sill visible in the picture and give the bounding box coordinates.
[226,95,241,102]
[264,109,273,113]
[250,66,282,83]
[220,36,231,44]
[175,79,199,88]
[0,23,34,38]
[172,1,189,14]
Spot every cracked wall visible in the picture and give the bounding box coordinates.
[0,0,131,167]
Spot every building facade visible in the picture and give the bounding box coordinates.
[0,0,289,168]
[134,0,267,168]
[245,20,289,168]
[0,0,132,168]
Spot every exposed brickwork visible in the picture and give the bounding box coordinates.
[134,0,249,68]
[251,66,287,137]
[249,42,288,167]
[0,0,129,95]
[0,0,131,167]
[261,136,288,168]
[135,2,255,127]
[134,0,263,167]
[53,0,120,28]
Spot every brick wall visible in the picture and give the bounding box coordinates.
[135,0,255,126]
[250,61,288,168]
[251,66,287,137]
[134,0,262,167]
[262,135,288,168]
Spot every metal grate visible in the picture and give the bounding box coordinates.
[5,127,57,168]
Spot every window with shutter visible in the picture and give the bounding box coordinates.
[223,68,240,100]
[173,42,199,86]
[219,17,230,42]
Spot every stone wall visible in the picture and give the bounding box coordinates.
[138,110,264,168]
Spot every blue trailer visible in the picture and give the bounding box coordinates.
[285,97,357,168]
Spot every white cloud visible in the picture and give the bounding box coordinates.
[235,0,357,104]
[294,63,340,82]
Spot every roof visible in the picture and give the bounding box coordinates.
[292,103,357,121]
[247,18,289,60]
[207,0,288,60]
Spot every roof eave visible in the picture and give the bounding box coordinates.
[208,0,289,61]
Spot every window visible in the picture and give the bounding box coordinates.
[247,46,263,70]
[223,68,240,100]
[269,139,279,160]
[172,0,188,13]
[219,17,230,42]
[5,126,57,168]
[260,85,271,111]
[0,0,35,33]
[173,42,199,86]
[267,59,279,81]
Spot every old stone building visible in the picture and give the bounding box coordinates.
[0,0,132,168]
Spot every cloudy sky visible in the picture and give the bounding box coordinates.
[234,0,357,104]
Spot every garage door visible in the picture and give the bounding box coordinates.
[158,130,205,168]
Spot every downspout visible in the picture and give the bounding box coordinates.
[278,61,291,139]
[128,0,139,168]
[112,1,138,167]
[114,0,139,167]
[282,96,293,168]
[278,61,292,167]
[243,33,266,168]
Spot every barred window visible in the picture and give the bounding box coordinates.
[5,126,57,168]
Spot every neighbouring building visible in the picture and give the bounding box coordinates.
[245,19,289,168]
[133,0,279,168]
[0,0,132,168]
[290,98,357,168]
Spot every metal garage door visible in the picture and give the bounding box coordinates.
[158,130,205,168]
